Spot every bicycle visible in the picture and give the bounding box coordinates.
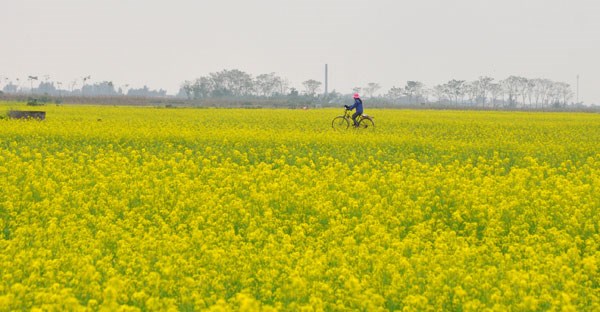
[331,108,375,130]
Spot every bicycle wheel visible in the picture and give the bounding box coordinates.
[332,116,349,130]
[358,117,375,130]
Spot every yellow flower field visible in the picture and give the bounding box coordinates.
[0,102,599,311]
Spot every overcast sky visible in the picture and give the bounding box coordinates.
[2,0,599,103]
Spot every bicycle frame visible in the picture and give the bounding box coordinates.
[332,108,374,130]
[343,109,370,123]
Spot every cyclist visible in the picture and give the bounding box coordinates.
[344,93,364,127]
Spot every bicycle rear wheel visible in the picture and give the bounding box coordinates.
[358,117,375,130]
[332,116,349,130]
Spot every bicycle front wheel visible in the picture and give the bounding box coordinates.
[358,117,375,130]
[332,116,349,130]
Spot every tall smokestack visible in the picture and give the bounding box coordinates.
[324,64,328,97]
[576,74,579,103]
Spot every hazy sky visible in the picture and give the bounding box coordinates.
[2,0,599,103]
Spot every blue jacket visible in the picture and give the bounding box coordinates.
[347,98,363,114]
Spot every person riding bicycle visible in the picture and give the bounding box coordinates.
[344,93,364,127]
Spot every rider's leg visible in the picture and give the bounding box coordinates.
[352,112,360,126]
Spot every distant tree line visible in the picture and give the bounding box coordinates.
[426,76,574,108]
[0,70,588,108]
[0,76,166,98]
[179,69,291,99]
[179,70,581,108]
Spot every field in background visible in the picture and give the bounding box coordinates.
[1,102,599,310]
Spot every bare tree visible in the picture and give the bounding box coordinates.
[363,82,381,98]
[433,84,448,104]
[474,76,494,107]
[515,76,529,107]
[274,76,290,96]
[445,79,466,105]
[255,73,271,97]
[403,81,424,104]
[255,73,282,97]
[525,79,536,107]
[386,86,404,105]
[302,79,322,97]
[555,82,573,106]
[465,81,478,106]
[536,78,553,108]
[500,76,523,107]
[488,83,503,107]
[207,69,254,97]
[180,80,193,99]
[531,78,544,108]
